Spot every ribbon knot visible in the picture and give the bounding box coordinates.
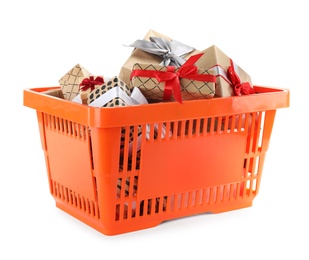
[130,53,217,103]
[79,76,104,92]
[163,51,173,60]
[227,60,254,96]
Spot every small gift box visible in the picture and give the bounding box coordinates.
[79,75,104,104]
[119,29,200,87]
[130,53,217,103]
[194,45,254,97]
[87,76,136,107]
[58,64,93,100]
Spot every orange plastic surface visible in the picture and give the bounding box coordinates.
[23,85,289,235]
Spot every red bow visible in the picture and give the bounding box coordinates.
[130,53,216,103]
[79,76,104,92]
[227,59,254,96]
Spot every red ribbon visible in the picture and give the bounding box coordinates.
[130,53,217,103]
[79,76,104,92]
[227,59,254,96]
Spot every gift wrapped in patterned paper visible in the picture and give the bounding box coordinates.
[194,45,254,97]
[130,53,217,103]
[119,29,201,87]
[58,64,93,101]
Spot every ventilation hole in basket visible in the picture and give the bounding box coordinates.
[224,185,232,200]
[246,180,251,190]
[191,119,199,136]
[188,191,195,207]
[123,204,129,220]
[162,196,168,211]
[163,122,172,140]
[130,201,137,218]
[204,188,210,204]
[138,200,145,216]
[176,194,182,209]
[232,184,238,199]
[170,122,177,139]
[252,179,257,192]
[254,156,260,176]
[258,112,265,147]
[215,186,223,202]
[208,117,216,134]
[239,181,245,196]
[211,187,217,203]
[115,204,120,221]
[125,177,131,196]
[182,192,188,208]
[197,190,203,205]
[147,199,152,215]
[117,178,124,197]
[197,118,206,135]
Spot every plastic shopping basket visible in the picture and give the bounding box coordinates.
[23,85,289,235]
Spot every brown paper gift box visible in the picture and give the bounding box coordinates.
[79,75,104,104]
[119,29,200,87]
[58,64,93,100]
[194,45,253,97]
[131,62,216,102]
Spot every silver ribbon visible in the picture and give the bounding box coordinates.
[127,37,195,67]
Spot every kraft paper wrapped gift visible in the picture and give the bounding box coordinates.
[130,53,217,103]
[79,75,104,104]
[59,64,93,101]
[194,45,254,97]
[119,29,201,87]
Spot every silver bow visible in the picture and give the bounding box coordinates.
[127,37,195,67]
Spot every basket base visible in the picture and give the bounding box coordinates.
[55,198,253,236]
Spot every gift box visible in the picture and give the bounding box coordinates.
[119,29,200,87]
[130,53,217,103]
[87,76,132,106]
[194,45,254,97]
[58,64,93,101]
[79,75,104,104]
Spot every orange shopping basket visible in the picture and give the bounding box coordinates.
[23,85,289,235]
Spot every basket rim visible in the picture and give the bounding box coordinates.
[23,85,290,128]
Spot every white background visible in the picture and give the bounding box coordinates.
[1,0,307,259]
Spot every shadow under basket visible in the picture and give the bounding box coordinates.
[23,85,289,235]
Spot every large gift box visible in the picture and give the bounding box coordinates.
[130,53,217,103]
[119,29,201,87]
[195,45,254,97]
